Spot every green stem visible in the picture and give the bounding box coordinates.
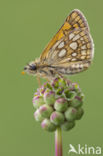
[55,127,63,156]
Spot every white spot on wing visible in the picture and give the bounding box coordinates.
[79,64,83,68]
[81,50,86,55]
[70,42,78,50]
[59,68,66,73]
[69,33,75,40]
[62,57,71,62]
[84,63,89,68]
[81,45,86,49]
[75,64,80,68]
[71,64,76,68]
[58,49,67,57]
[58,42,64,48]
[67,58,71,61]
[82,41,85,44]
[81,56,85,60]
[80,37,83,40]
[72,52,77,56]
[52,40,62,50]
[71,58,77,61]
[73,34,80,41]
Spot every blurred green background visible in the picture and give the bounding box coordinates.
[0,0,102,156]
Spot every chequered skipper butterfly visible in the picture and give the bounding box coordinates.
[23,9,94,79]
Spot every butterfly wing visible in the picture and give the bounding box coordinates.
[40,9,89,61]
[40,9,94,75]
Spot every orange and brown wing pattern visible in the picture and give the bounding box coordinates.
[40,20,71,62]
[40,9,89,62]
[66,9,89,31]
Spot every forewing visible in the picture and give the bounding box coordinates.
[40,9,90,63]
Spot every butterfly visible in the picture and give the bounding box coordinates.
[23,9,94,80]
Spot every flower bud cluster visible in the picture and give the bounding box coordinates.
[33,77,84,132]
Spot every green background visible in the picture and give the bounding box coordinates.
[0,0,102,156]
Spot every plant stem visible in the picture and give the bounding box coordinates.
[55,127,63,156]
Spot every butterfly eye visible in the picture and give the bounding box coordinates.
[29,64,37,71]
[24,67,27,70]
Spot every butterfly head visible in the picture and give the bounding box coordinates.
[23,61,37,75]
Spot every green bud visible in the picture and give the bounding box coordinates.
[76,107,84,120]
[65,107,77,121]
[56,87,64,95]
[51,77,60,88]
[46,83,53,90]
[54,98,68,112]
[33,77,85,133]
[64,90,76,99]
[39,104,53,118]
[44,91,55,105]
[77,92,84,100]
[38,86,46,95]
[50,111,64,126]
[34,109,44,122]
[33,96,44,109]
[61,121,75,131]
[41,119,56,132]
[59,78,67,88]
[71,96,83,108]
[72,83,80,92]
[34,91,40,96]
[44,88,51,93]
[81,93,84,100]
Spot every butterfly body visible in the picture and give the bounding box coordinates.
[24,9,94,79]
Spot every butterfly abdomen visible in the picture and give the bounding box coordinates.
[56,60,91,75]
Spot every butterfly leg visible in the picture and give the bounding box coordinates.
[36,75,41,87]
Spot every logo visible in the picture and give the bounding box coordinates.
[68,144,102,155]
